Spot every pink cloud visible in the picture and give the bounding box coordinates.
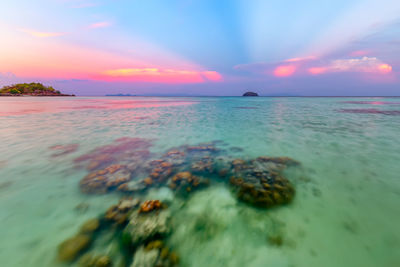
[308,67,327,75]
[285,56,316,62]
[309,57,393,75]
[88,21,112,29]
[95,68,222,83]
[349,50,370,57]
[273,65,296,77]
[202,71,222,81]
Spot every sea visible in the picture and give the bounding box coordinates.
[0,96,399,267]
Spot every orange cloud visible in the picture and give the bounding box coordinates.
[378,64,392,73]
[18,28,66,38]
[273,65,296,77]
[97,68,222,83]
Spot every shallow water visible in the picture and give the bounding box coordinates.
[0,96,399,267]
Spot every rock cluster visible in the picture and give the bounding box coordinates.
[131,241,178,267]
[80,164,131,194]
[67,139,303,266]
[124,203,171,246]
[169,172,209,194]
[228,157,297,208]
[74,137,152,171]
[79,254,112,267]
[105,198,140,225]
[58,218,101,262]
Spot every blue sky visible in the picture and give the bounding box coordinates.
[0,0,400,95]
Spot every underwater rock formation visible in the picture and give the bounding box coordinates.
[105,198,140,225]
[79,253,112,267]
[80,164,131,194]
[229,157,298,208]
[58,234,92,262]
[139,200,164,213]
[144,160,174,186]
[80,218,100,234]
[124,203,171,246]
[131,242,178,267]
[74,137,152,171]
[64,139,303,266]
[191,156,214,174]
[169,172,209,195]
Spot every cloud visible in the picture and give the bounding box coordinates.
[309,57,393,75]
[349,50,370,57]
[273,65,297,77]
[88,21,112,29]
[97,68,222,83]
[18,28,66,38]
[235,56,393,78]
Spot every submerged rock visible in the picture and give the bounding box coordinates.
[139,200,164,213]
[58,234,91,262]
[131,243,178,267]
[74,137,152,171]
[169,171,209,195]
[229,157,298,208]
[80,164,131,194]
[80,218,100,235]
[105,198,140,225]
[79,253,112,267]
[124,207,171,246]
[191,157,214,174]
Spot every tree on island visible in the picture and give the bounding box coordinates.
[0,83,74,96]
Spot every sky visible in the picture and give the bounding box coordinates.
[0,0,400,96]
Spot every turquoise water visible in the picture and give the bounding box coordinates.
[0,96,399,267]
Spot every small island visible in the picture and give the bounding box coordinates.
[0,83,75,96]
[242,91,259,96]
[105,93,137,96]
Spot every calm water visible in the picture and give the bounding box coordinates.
[0,97,399,267]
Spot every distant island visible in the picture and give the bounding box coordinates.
[242,91,259,96]
[0,83,75,96]
[105,93,137,96]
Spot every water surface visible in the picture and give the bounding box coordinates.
[0,96,399,267]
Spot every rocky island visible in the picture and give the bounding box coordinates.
[0,83,74,96]
[242,91,259,96]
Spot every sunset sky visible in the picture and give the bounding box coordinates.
[1,0,400,96]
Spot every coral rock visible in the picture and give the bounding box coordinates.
[139,200,163,213]
[58,234,91,262]
[80,218,100,234]
[124,209,171,246]
[80,165,131,194]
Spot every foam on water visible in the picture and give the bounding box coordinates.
[0,96,399,267]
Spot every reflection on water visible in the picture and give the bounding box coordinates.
[0,97,196,116]
[0,97,399,267]
[338,108,400,115]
